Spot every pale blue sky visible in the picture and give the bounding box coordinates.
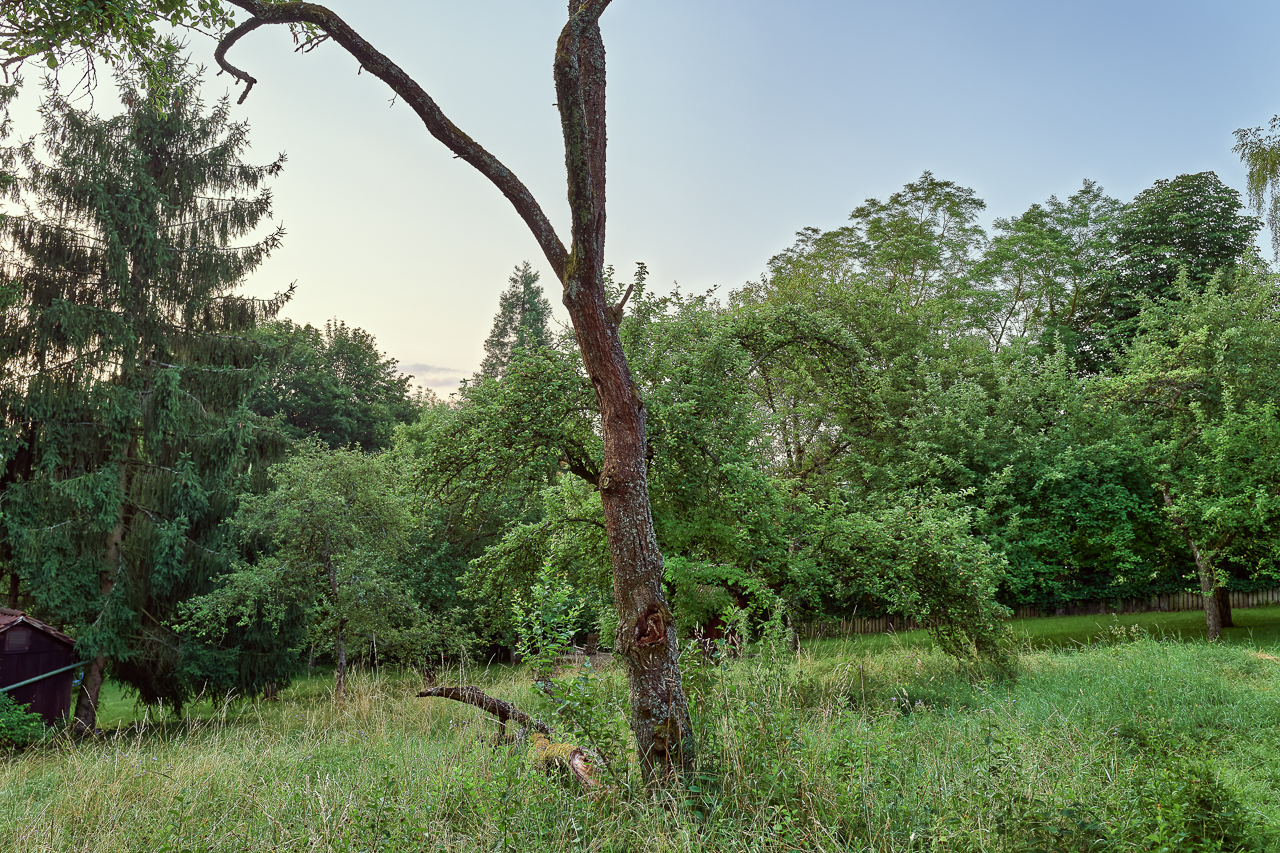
[11,1,1280,393]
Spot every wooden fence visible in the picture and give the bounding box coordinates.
[797,588,1280,639]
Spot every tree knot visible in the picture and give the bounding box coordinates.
[635,606,666,647]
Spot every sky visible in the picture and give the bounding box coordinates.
[8,1,1280,395]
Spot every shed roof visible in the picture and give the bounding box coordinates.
[0,608,74,646]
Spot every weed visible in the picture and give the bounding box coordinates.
[4,633,1280,851]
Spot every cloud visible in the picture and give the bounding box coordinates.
[398,362,462,378]
[398,361,468,397]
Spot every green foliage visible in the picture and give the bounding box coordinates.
[0,1,234,89]
[0,56,293,711]
[973,179,1123,353]
[880,341,1175,608]
[1234,115,1280,259]
[181,442,468,680]
[511,562,584,684]
[0,691,43,748]
[480,261,553,379]
[841,169,988,311]
[464,476,609,643]
[249,319,419,451]
[805,491,1014,662]
[664,556,779,637]
[1100,172,1261,348]
[1106,267,1280,626]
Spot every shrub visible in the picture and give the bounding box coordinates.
[0,692,44,749]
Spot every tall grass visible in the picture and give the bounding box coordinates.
[3,632,1278,851]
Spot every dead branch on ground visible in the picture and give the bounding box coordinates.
[418,686,599,788]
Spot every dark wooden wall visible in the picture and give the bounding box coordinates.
[1,626,76,724]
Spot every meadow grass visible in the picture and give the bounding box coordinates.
[3,613,1280,851]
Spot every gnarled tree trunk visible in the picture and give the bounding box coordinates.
[561,264,693,777]
[214,0,692,780]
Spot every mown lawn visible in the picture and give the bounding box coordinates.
[4,608,1280,851]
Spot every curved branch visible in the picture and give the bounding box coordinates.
[418,686,599,787]
[219,1,568,280]
[212,17,266,103]
[418,685,551,736]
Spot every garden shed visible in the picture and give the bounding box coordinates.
[0,608,77,724]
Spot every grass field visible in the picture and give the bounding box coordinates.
[3,608,1280,851]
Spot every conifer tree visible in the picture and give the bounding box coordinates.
[480,261,552,378]
[0,57,293,730]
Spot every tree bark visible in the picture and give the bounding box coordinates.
[552,3,693,782]
[1192,543,1223,641]
[1214,586,1234,629]
[419,685,551,736]
[561,266,693,780]
[334,619,347,698]
[214,0,692,781]
[72,654,108,734]
[419,686,598,787]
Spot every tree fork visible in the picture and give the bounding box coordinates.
[214,0,694,779]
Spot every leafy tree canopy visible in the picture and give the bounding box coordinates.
[249,318,419,452]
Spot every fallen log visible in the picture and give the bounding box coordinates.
[418,685,598,788]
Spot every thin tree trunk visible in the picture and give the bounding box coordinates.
[1162,486,1223,640]
[1192,544,1223,641]
[334,619,347,698]
[1214,586,1234,629]
[74,451,130,734]
[324,530,346,699]
[7,572,17,609]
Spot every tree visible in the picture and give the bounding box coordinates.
[1108,268,1280,639]
[763,171,989,323]
[883,342,1173,610]
[1,0,695,776]
[250,318,418,451]
[421,274,1011,661]
[0,60,291,730]
[1233,116,1280,259]
[973,180,1122,353]
[1099,173,1260,348]
[480,261,554,379]
[186,443,417,698]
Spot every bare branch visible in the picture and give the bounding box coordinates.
[220,1,568,279]
[419,685,599,787]
[213,17,267,104]
[418,685,550,736]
